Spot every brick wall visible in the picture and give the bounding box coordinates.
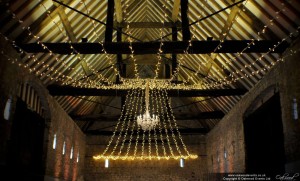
[84,134,208,181]
[45,96,86,181]
[0,35,86,180]
[206,38,300,173]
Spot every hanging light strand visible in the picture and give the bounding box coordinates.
[117,89,139,158]
[159,89,183,156]
[155,88,174,158]
[151,89,160,158]
[125,88,141,158]
[163,89,191,156]
[110,88,135,156]
[101,88,134,156]
[153,88,167,157]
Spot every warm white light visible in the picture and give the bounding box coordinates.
[136,80,159,131]
[62,141,66,155]
[137,110,159,131]
[4,98,12,120]
[52,134,57,149]
[180,158,185,168]
[70,146,73,159]
[77,151,80,163]
[105,159,109,168]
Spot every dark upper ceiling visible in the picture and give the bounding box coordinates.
[0,0,299,133]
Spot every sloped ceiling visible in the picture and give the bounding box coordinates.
[0,0,299,133]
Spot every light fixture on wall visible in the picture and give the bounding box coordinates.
[137,80,159,131]
[180,158,185,168]
[77,151,80,163]
[62,141,66,155]
[53,134,57,149]
[105,159,109,168]
[70,146,73,159]
[293,98,298,120]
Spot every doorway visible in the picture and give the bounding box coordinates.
[244,93,285,175]
[6,98,45,180]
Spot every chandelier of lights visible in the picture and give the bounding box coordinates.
[93,79,198,162]
[137,80,159,131]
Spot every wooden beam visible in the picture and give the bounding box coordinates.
[181,0,191,40]
[54,2,77,42]
[53,1,92,76]
[114,0,122,23]
[172,0,181,22]
[206,0,244,75]
[116,21,181,28]
[17,40,289,54]
[52,0,142,42]
[47,84,248,97]
[153,0,246,42]
[105,0,114,42]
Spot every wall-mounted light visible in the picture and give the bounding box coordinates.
[62,141,66,155]
[293,98,298,120]
[52,134,57,149]
[224,148,227,159]
[4,97,12,120]
[77,151,80,163]
[180,158,185,168]
[105,159,109,168]
[70,146,73,159]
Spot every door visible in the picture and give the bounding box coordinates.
[244,93,285,175]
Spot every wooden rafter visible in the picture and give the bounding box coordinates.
[116,22,182,28]
[53,1,91,76]
[105,0,114,42]
[181,0,191,40]
[172,0,181,22]
[17,40,289,54]
[205,0,244,75]
[47,84,248,97]
[114,0,122,23]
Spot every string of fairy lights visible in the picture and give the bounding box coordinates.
[93,85,197,160]
[1,0,300,162]
[154,0,169,79]
[1,0,298,90]
[123,0,140,79]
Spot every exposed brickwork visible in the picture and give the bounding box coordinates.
[0,35,86,180]
[45,96,86,181]
[207,38,300,173]
[84,135,208,181]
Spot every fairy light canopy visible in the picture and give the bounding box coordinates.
[93,79,198,161]
[0,0,299,138]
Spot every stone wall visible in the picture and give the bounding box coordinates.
[84,134,207,181]
[206,38,300,173]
